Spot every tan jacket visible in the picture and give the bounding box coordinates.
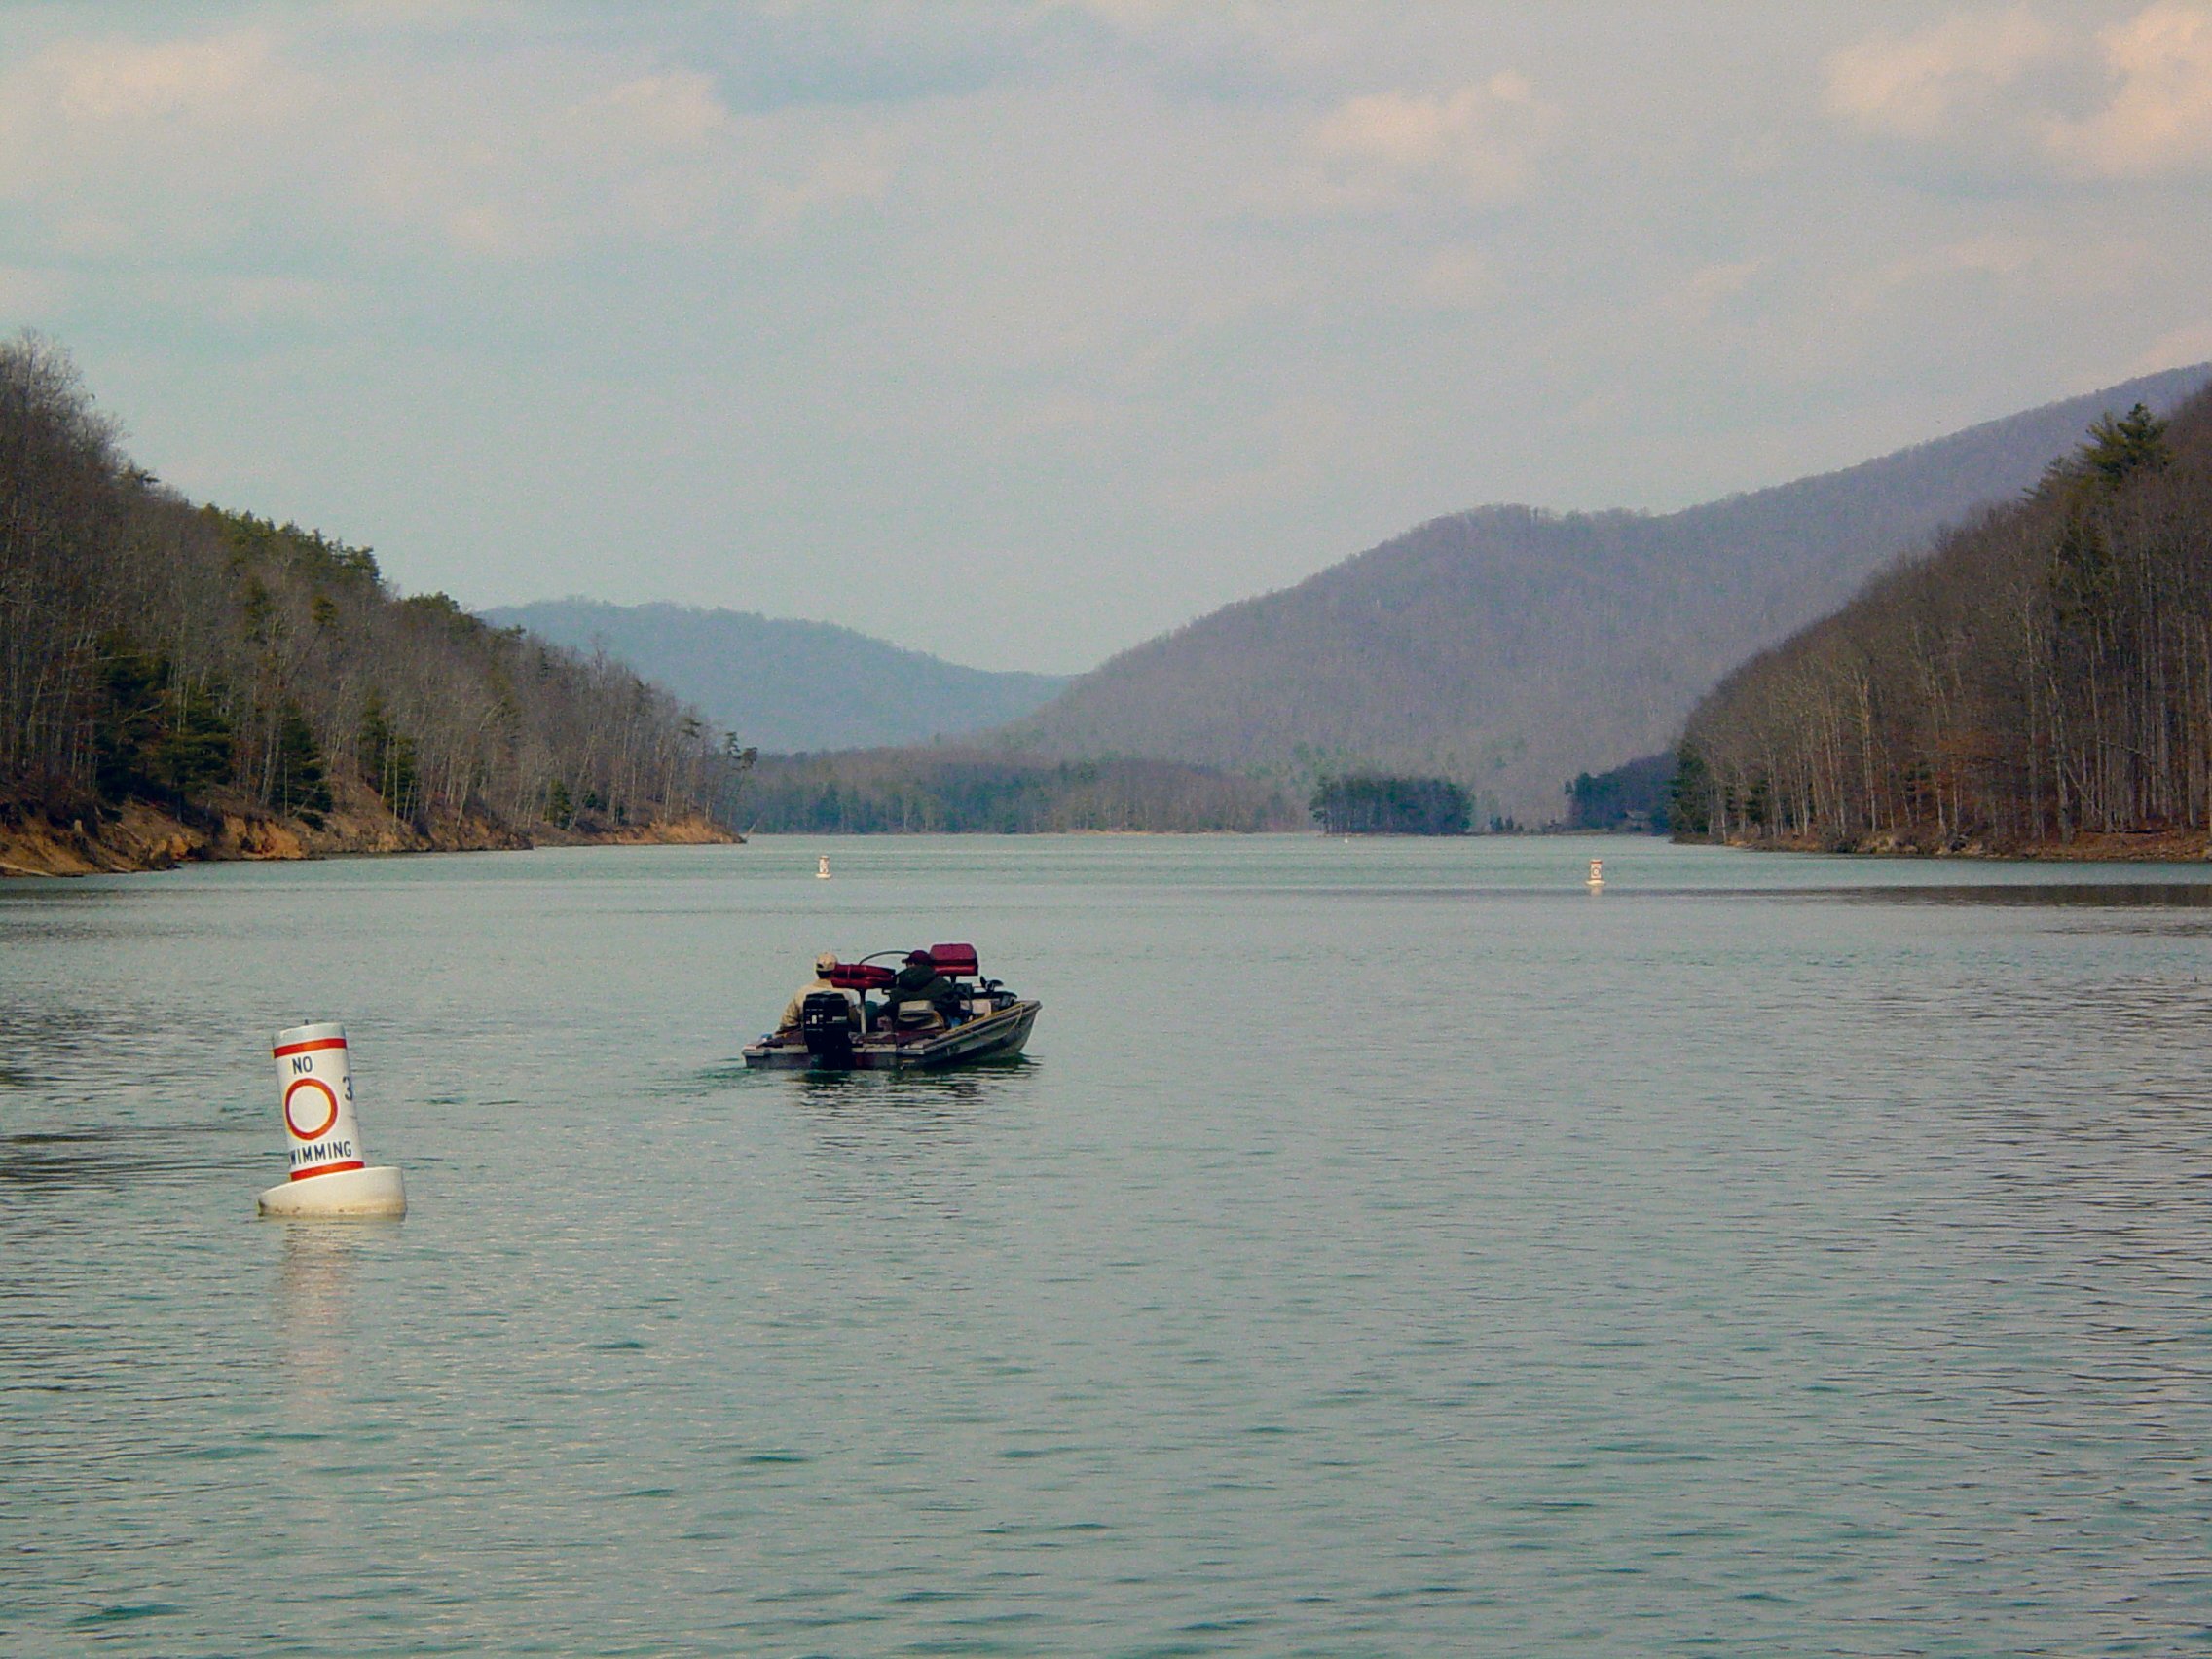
[780,977,861,1030]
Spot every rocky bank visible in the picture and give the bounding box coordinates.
[0,783,735,878]
[1703,827,2212,861]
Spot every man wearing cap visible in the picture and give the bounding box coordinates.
[879,948,965,1031]
[779,950,861,1033]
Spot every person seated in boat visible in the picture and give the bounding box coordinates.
[779,951,861,1035]
[877,948,965,1032]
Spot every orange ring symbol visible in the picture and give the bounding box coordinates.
[283,1077,340,1141]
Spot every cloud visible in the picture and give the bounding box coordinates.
[1822,9,2055,140]
[1154,392,1357,514]
[1825,3,2212,180]
[46,28,291,123]
[0,29,323,258]
[1303,73,1553,209]
[2130,315,2212,371]
[1662,260,1766,325]
[0,264,69,317]
[1061,0,1189,28]
[1404,244,1498,312]
[48,214,138,258]
[752,134,893,236]
[210,275,348,327]
[0,28,313,202]
[584,71,731,150]
[2050,2,2212,175]
[1848,234,2045,309]
[1841,232,2156,316]
[0,19,894,264]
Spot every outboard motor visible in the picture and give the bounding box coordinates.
[799,990,861,1066]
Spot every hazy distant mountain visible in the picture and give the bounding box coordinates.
[482,601,1069,754]
[1000,364,2212,821]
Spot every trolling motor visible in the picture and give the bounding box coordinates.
[798,990,861,1066]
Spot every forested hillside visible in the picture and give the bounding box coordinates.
[1677,389,2212,853]
[483,600,1068,754]
[1002,366,2211,822]
[0,338,730,872]
[738,748,1296,834]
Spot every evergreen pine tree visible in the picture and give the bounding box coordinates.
[271,703,333,828]
[2080,402,2171,490]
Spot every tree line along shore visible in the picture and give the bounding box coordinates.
[1673,388,2212,858]
[0,337,741,877]
[11,326,2209,870]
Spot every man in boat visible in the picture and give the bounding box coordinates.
[779,951,861,1034]
[877,948,965,1032]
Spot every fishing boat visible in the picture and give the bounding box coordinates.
[743,943,1041,1072]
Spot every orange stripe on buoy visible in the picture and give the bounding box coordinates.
[290,1160,366,1181]
[273,1037,350,1058]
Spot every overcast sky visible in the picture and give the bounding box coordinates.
[5,3,2211,671]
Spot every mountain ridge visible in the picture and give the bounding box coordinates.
[997,363,2212,820]
[480,600,1070,755]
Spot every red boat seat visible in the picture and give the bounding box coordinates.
[927,942,980,977]
[828,962,895,990]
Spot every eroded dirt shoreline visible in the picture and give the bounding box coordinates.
[1707,827,2212,862]
[0,793,734,878]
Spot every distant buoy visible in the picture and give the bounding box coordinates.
[1587,858,1604,890]
[256,1022,406,1218]
[817,854,831,880]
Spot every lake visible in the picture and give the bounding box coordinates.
[4,834,2210,1656]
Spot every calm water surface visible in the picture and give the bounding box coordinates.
[4,835,2210,1656]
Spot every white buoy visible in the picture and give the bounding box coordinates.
[817,854,831,879]
[1587,858,1604,890]
[256,1022,406,1218]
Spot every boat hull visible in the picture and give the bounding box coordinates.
[743,1000,1040,1071]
